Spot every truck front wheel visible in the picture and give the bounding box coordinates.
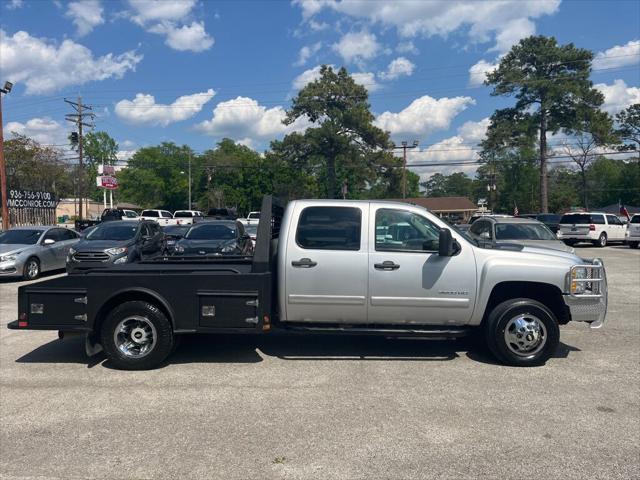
[100,301,174,370]
[484,298,560,367]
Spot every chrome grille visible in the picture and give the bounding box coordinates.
[73,251,110,262]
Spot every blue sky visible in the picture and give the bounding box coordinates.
[1,0,639,178]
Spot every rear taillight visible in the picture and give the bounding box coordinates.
[589,224,596,231]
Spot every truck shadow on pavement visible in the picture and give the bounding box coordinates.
[15,333,581,369]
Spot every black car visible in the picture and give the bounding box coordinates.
[162,224,191,254]
[173,220,253,256]
[521,213,561,233]
[67,220,165,273]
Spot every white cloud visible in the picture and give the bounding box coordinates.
[309,20,329,32]
[296,0,560,52]
[116,149,137,162]
[468,59,498,86]
[332,31,380,64]
[0,29,142,95]
[148,21,214,52]
[195,96,311,142]
[115,89,216,126]
[295,41,322,66]
[408,118,490,178]
[3,117,67,145]
[127,0,196,24]
[595,79,640,114]
[489,18,535,54]
[375,95,476,138]
[379,57,415,81]
[593,40,640,70]
[351,72,380,92]
[396,41,418,55]
[66,0,104,37]
[126,0,213,52]
[6,0,24,9]
[292,65,379,92]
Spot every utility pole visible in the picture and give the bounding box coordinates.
[188,153,192,210]
[65,96,94,220]
[392,140,419,199]
[0,81,13,230]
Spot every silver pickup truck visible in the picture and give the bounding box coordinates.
[9,196,607,370]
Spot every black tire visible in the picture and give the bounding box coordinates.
[563,240,576,246]
[630,241,639,249]
[594,233,607,248]
[100,300,174,370]
[22,257,40,281]
[484,298,560,367]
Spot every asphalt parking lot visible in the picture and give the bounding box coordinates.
[1,245,639,480]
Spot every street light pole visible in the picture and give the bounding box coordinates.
[188,153,192,210]
[392,140,419,199]
[0,81,14,230]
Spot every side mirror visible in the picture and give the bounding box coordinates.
[43,238,55,245]
[438,228,456,257]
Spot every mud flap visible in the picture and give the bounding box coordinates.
[85,333,103,357]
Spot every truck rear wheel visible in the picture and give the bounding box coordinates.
[100,301,174,370]
[484,298,559,367]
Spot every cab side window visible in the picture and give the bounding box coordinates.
[375,209,440,252]
[591,215,605,225]
[296,207,362,251]
[606,215,622,225]
[470,220,492,239]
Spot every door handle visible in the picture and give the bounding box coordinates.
[291,258,317,268]
[374,261,400,270]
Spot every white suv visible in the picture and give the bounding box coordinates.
[558,212,627,247]
[626,214,640,249]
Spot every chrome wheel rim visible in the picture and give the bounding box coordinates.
[504,314,547,357]
[113,316,157,358]
[600,235,606,246]
[27,260,39,278]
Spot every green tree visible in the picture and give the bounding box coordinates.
[118,143,191,210]
[486,35,604,212]
[561,109,617,209]
[282,65,397,198]
[3,134,73,197]
[421,172,474,198]
[616,103,640,154]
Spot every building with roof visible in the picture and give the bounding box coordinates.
[389,197,478,223]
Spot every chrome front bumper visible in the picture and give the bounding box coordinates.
[564,258,608,329]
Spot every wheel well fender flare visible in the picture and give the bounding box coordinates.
[93,287,175,334]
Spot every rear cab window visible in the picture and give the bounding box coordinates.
[631,215,640,224]
[560,214,604,224]
[142,210,158,217]
[296,206,362,251]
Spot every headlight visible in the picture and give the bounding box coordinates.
[221,244,236,253]
[68,247,76,256]
[0,254,17,262]
[113,256,128,264]
[174,245,185,253]
[106,247,128,256]
[571,267,588,294]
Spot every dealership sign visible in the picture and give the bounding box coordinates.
[96,175,118,190]
[7,189,57,209]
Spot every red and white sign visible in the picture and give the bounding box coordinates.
[96,175,118,190]
[98,165,116,175]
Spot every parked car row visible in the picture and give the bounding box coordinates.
[0,216,256,280]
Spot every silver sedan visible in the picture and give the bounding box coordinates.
[0,226,80,280]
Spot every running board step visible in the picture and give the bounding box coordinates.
[283,324,470,338]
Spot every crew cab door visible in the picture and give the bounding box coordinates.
[284,204,369,323]
[368,206,477,326]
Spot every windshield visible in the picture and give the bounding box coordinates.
[87,223,138,241]
[141,210,159,217]
[173,211,193,218]
[495,223,556,241]
[186,224,235,240]
[0,229,42,245]
[163,225,190,236]
[537,214,560,222]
